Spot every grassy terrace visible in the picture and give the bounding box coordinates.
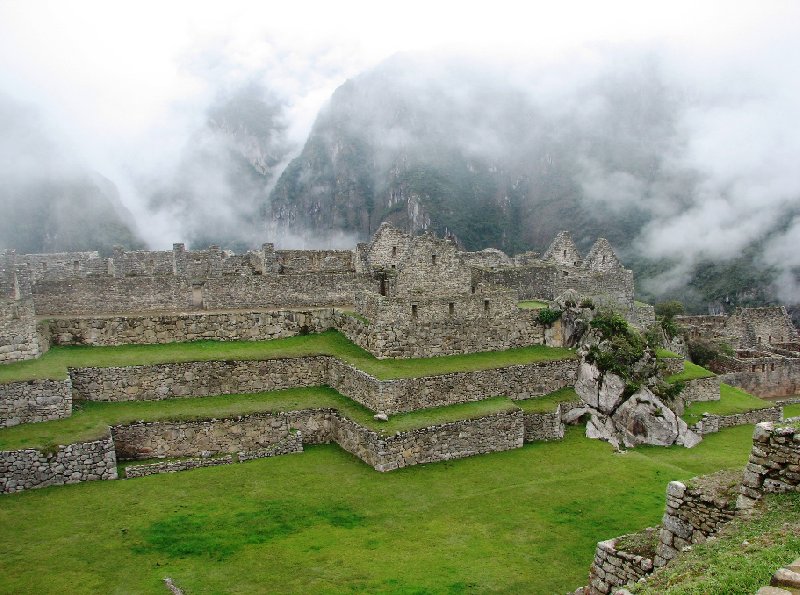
[786,403,800,418]
[682,383,773,425]
[0,330,574,384]
[0,389,523,451]
[667,360,716,383]
[0,425,760,594]
[516,386,578,413]
[517,299,549,309]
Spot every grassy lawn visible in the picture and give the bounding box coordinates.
[656,349,682,359]
[516,386,579,413]
[785,403,800,418]
[0,330,574,384]
[635,492,800,594]
[0,424,758,594]
[682,383,773,425]
[517,300,549,309]
[667,361,716,383]
[0,389,524,451]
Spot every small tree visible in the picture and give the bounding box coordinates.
[655,300,684,339]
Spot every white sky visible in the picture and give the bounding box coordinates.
[1,0,800,272]
[0,0,792,149]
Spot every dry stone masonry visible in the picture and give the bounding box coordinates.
[0,435,117,493]
[0,378,72,427]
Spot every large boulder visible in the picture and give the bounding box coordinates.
[575,362,601,408]
[610,388,699,448]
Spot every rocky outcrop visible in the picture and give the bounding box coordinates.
[575,323,701,449]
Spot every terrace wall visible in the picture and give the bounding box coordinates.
[68,356,578,414]
[680,376,720,403]
[587,531,656,595]
[0,379,72,427]
[46,309,337,346]
[0,435,117,493]
[111,413,303,460]
[336,310,554,358]
[737,419,800,509]
[690,406,783,435]
[654,477,738,566]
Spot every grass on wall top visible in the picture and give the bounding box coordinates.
[517,300,550,310]
[0,330,575,384]
[682,383,774,425]
[666,360,716,383]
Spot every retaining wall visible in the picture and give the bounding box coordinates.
[680,376,720,403]
[336,311,551,358]
[0,378,72,427]
[737,418,800,509]
[68,356,577,414]
[0,435,117,493]
[690,406,783,435]
[587,530,656,595]
[46,309,337,346]
[654,475,738,566]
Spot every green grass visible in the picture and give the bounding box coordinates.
[785,403,800,418]
[667,361,716,383]
[0,330,575,384]
[516,387,579,413]
[635,492,800,594]
[517,300,549,309]
[0,389,522,451]
[657,349,682,359]
[0,424,759,594]
[682,383,772,425]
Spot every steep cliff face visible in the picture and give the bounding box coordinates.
[267,55,683,254]
[144,83,294,251]
[0,94,143,254]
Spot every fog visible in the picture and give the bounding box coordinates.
[0,0,798,300]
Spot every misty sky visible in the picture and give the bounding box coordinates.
[1,0,799,299]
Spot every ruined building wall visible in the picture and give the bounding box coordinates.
[0,379,72,427]
[47,309,337,346]
[394,233,471,297]
[716,354,800,398]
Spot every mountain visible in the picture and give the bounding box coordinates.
[0,93,143,255]
[268,54,798,315]
[143,83,294,252]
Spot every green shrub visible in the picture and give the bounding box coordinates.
[687,339,733,368]
[537,308,562,325]
[589,310,629,339]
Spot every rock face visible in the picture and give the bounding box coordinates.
[574,333,701,449]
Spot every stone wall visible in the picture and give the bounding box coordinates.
[0,297,41,363]
[737,419,800,509]
[111,413,303,459]
[717,355,800,398]
[70,357,327,402]
[32,272,373,315]
[124,455,235,478]
[0,435,117,493]
[654,474,738,566]
[0,378,72,427]
[587,530,656,595]
[330,410,525,472]
[680,376,720,403]
[69,356,577,415]
[109,408,524,473]
[46,309,336,346]
[522,410,564,442]
[337,309,553,358]
[690,406,783,435]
